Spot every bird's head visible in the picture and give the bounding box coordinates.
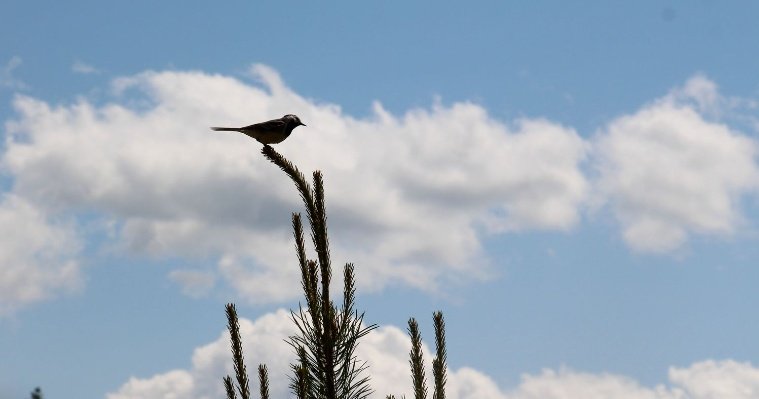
[283,114,306,129]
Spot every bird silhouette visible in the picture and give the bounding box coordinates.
[211,114,306,144]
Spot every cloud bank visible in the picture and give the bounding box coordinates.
[595,76,759,252]
[0,56,27,90]
[107,309,759,399]
[1,65,758,312]
[1,65,589,310]
[0,194,82,315]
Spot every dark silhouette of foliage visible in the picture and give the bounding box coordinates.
[408,318,428,399]
[258,365,270,399]
[223,144,449,399]
[432,312,447,399]
[225,303,251,399]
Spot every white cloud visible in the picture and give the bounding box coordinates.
[0,194,82,315]
[505,361,759,399]
[2,65,589,303]
[506,368,683,399]
[1,56,27,90]
[3,67,759,313]
[595,76,759,253]
[106,309,514,399]
[665,74,759,119]
[667,74,721,115]
[107,309,759,399]
[107,309,297,399]
[72,60,100,75]
[108,370,195,399]
[669,360,759,399]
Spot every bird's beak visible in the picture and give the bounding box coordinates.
[301,123,306,126]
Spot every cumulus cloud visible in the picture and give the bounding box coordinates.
[507,368,682,399]
[2,64,589,303]
[595,76,759,252]
[107,309,296,399]
[0,56,27,90]
[107,310,759,399]
[3,66,759,312]
[108,370,195,399]
[106,309,514,399]
[0,194,82,315]
[669,360,759,399]
[665,74,759,119]
[71,60,100,75]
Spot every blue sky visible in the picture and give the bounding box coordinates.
[3,1,759,398]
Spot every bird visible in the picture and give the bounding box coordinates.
[211,114,306,145]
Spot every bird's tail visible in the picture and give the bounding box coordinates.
[210,127,240,132]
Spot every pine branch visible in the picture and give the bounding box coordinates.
[293,214,320,317]
[258,365,270,399]
[432,312,447,399]
[264,144,337,397]
[312,170,337,399]
[343,263,356,316]
[224,376,237,399]
[312,171,332,282]
[293,213,310,298]
[261,145,318,234]
[408,318,427,399]
[226,303,251,399]
[290,346,311,399]
[262,145,329,288]
[294,365,309,399]
[265,144,376,399]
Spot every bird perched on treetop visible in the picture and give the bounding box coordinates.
[211,114,306,145]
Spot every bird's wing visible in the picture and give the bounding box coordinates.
[245,118,286,131]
